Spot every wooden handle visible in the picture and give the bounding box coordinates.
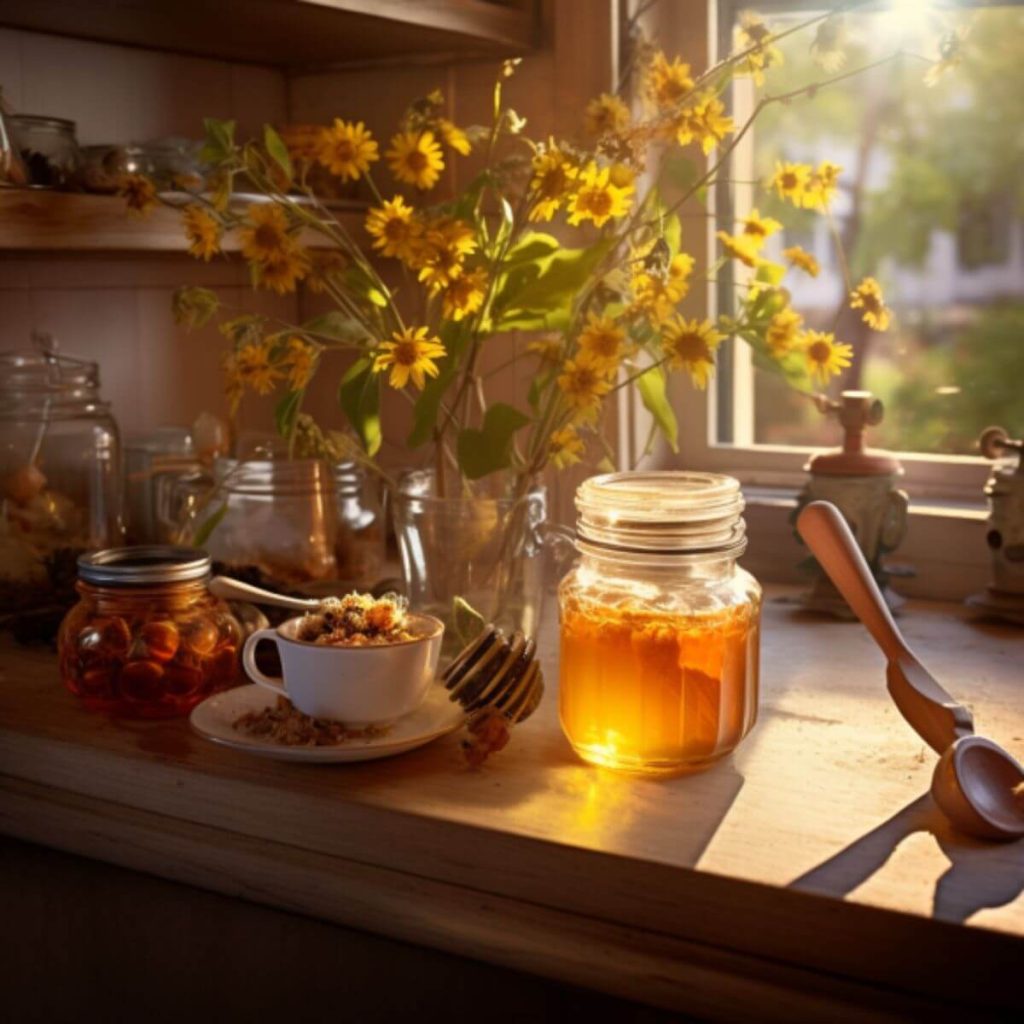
[208,575,319,612]
[797,501,971,753]
[796,501,908,661]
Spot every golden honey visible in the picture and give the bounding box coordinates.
[559,599,759,773]
[557,471,762,775]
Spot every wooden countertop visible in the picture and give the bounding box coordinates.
[1,586,1022,1021]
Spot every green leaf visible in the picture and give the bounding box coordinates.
[274,390,302,439]
[663,212,682,257]
[171,286,219,329]
[527,367,554,411]
[456,403,531,480]
[503,231,560,266]
[192,503,227,549]
[490,307,572,334]
[338,357,381,456]
[492,241,612,329]
[755,261,786,287]
[302,311,369,344]
[636,364,679,453]
[452,595,486,646]
[200,118,236,165]
[263,124,293,182]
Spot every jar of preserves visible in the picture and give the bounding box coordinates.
[558,472,761,775]
[0,340,122,637]
[58,546,241,718]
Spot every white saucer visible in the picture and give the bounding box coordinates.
[190,683,464,763]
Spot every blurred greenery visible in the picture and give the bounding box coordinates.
[737,5,1024,454]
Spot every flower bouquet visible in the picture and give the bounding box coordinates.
[123,5,934,635]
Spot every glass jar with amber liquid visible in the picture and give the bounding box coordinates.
[58,546,240,718]
[558,472,761,775]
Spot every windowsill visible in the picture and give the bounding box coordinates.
[741,486,990,602]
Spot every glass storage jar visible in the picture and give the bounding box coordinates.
[58,546,240,718]
[9,114,82,189]
[177,458,339,590]
[0,345,122,631]
[558,472,762,775]
[333,460,385,586]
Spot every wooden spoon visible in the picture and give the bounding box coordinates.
[797,500,1024,841]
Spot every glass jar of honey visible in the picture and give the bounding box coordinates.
[558,472,761,775]
[58,546,241,718]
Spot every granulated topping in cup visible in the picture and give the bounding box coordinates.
[296,591,415,646]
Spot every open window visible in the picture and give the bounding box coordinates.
[658,0,1023,503]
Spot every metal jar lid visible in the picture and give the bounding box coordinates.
[77,545,211,585]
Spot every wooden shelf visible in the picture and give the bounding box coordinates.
[0,0,539,69]
[1,588,1022,1019]
[0,189,365,253]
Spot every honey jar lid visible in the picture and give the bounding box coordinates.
[575,471,746,554]
[78,545,211,585]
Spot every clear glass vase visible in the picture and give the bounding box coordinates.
[392,470,547,658]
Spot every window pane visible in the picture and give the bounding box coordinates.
[725,4,1024,454]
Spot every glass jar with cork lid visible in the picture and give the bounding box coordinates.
[558,472,761,775]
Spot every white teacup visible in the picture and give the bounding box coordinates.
[241,614,444,725]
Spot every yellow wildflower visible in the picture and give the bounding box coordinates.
[674,92,734,154]
[557,354,612,421]
[717,230,761,268]
[417,217,477,293]
[239,203,292,263]
[850,277,892,331]
[306,249,348,295]
[317,119,379,182]
[740,208,782,249]
[769,161,812,205]
[387,130,445,190]
[121,174,157,217]
[632,252,695,324]
[373,326,447,390]
[254,245,310,295]
[283,337,317,390]
[811,14,847,72]
[527,336,564,365]
[924,26,968,87]
[577,313,628,377]
[234,342,282,396]
[783,246,820,277]
[661,316,724,390]
[528,145,578,222]
[441,267,488,322]
[182,205,221,261]
[549,426,585,469]
[584,93,631,138]
[802,161,842,210]
[438,119,471,156]
[365,195,422,263]
[802,330,852,385]
[734,11,783,86]
[645,52,694,110]
[765,308,803,357]
[567,163,634,228]
[279,123,325,165]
